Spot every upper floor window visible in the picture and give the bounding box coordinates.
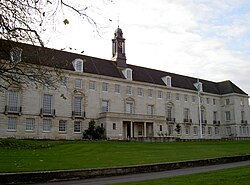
[184,108,190,121]
[184,94,188,102]
[225,111,231,121]
[192,96,195,103]
[225,98,230,105]
[162,76,172,87]
[101,100,109,112]
[114,84,120,93]
[127,86,132,95]
[60,76,67,87]
[75,79,82,89]
[126,102,133,114]
[137,88,143,96]
[73,97,82,116]
[147,105,154,115]
[72,58,84,72]
[43,94,52,115]
[206,98,210,104]
[157,90,162,99]
[122,68,133,80]
[166,92,171,100]
[7,90,19,112]
[147,89,153,98]
[176,93,180,101]
[213,98,216,105]
[89,80,96,90]
[102,82,109,92]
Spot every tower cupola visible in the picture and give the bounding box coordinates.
[112,27,126,68]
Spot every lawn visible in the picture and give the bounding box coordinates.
[111,165,250,185]
[0,139,250,172]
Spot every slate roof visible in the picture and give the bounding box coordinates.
[0,39,247,95]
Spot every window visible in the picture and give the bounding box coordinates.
[202,126,205,135]
[176,93,180,101]
[166,92,171,100]
[213,98,216,105]
[43,94,52,114]
[213,111,217,122]
[168,125,173,136]
[208,127,212,135]
[185,126,190,135]
[114,84,120,93]
[122,68,133,80]
[126,103,133,114]
[126,86,132,95]
[225,111,231,121]
[72,59,83,72]
[192,96,195,103]
[113,123,116,130]
[162,76,171,87]
[160,125,163,132]
[59,120,67,132]
[226,127,231,136]
[74,97,82,116]
[101,100,109,112]
[147,105,154,115]
[184,108,190,121]
[240,99,244,106]
[60,76,67,87]
[215,127,219,135]
[225,98,230,105]
[102,82,108,92]
[201,110,206,123]
[157,90,162,99]
[241,111,245,121]
[43,119,52,132]
[75,79,82,89]
[137,88,143,96]
[184,94,188,102]
[8,117,17,131]
[89,80,96,90]
[74,121,81,133]
[147,89,153,98]
[26,118,35,131]
[193,126,198,135]
[206,98,210,104]
[167,106,173,120]
[8,90,19,112]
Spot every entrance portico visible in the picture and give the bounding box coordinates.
[123,121,153,139]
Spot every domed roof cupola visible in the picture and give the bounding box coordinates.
[112,27,126,68]
[114,27,123,38]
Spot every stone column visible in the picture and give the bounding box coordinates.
[144,122,147,137]
[130,122,133,138]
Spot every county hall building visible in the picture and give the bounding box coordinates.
[0,27,249,140]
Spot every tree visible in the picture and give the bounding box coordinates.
[83,120,105,140]
[0,0,113,91]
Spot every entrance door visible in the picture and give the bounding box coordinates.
[127,123,131,138]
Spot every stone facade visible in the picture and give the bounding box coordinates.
[0,28,250,140]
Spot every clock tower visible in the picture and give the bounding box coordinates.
[112,27,126,68]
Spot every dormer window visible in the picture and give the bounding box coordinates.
[122,68,133,80]
[162,76,171,87]
[72,59,84,72]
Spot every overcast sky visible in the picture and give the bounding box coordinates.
[46,0,250,95]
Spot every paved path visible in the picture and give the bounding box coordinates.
[34,161,250,185]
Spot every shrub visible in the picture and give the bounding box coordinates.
[83,120,105,140]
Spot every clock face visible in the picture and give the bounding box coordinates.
[118,42,122,48]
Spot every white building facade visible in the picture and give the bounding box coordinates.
[0,28,250,140]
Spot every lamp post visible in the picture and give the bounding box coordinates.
[194,79,203,139]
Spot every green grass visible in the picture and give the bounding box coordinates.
[0,139,250,172]
[111,165,250,185]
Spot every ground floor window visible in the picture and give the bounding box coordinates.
[59,120,67,132]
[208,127,212,136]
[226,127,232,136]
[168,125,173,136]
[74,121,81,133]
[185,126,190,135]
[43,119,52,132]
[202,126,205,135]
[215,127,219,135]
[8,117,17,131]
[26,118,35,131]
[193,126,198,135]
[113,123,116,130]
